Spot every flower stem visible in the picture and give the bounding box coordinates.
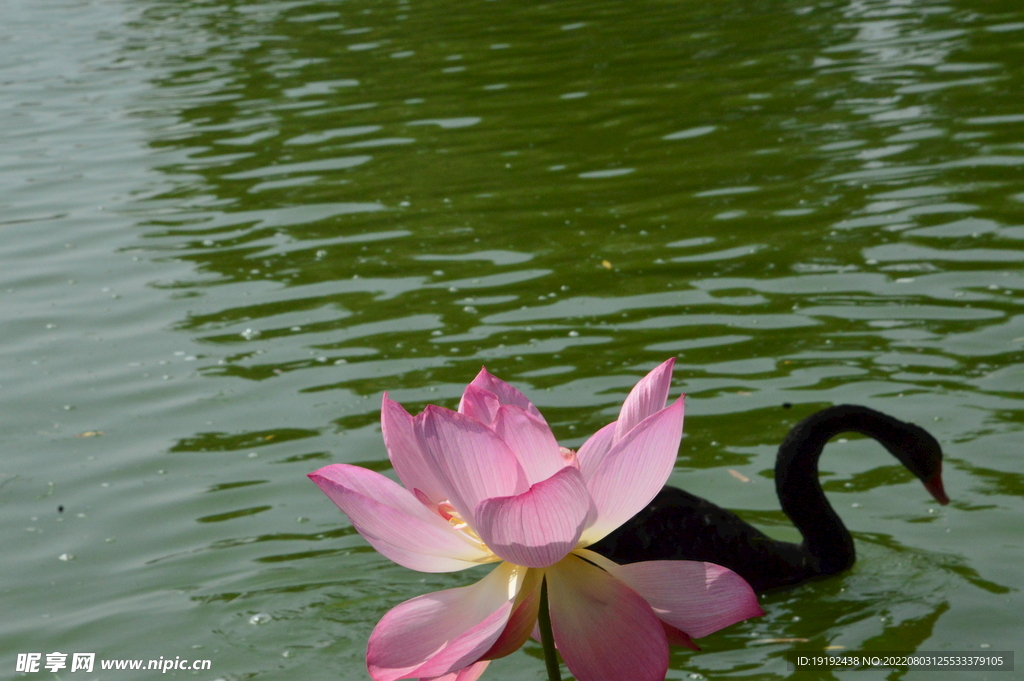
[538,576,561,681]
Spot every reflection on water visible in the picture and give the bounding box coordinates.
[2,0,1023,678]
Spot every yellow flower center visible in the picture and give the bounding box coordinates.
[437,500,491,554]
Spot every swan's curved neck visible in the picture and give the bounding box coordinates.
[774,405,909,575]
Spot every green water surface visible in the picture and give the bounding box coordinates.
[3,0,1023,679]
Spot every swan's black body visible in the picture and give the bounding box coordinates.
[590,405,948,591]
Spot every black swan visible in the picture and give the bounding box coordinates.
[590,405,949,591]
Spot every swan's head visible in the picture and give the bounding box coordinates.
[886,420,949,505]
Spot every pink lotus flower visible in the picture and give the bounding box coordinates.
[309,359,763,681]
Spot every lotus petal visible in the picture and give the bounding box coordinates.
[660,622,699,651]
[492,405,564,485]
[614,359,675,442]
[578,549,764,639]
[475,467,595,568]
[308,464,492,571]
[367,562,524,681]
[466,368,545,422]
[480,568,543,660]
[382,395,448,505]
[546,554,669,681]
[421,660,490,681]
[576,420,616,482]
[458,384,500,426]
[579,397,684,544]
[416,406,529,526]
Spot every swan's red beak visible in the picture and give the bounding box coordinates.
[923,469,950,505]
